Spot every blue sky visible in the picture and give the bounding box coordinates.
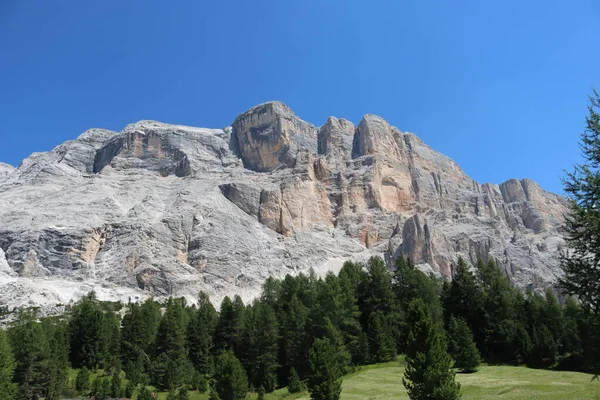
[1,1,599,194]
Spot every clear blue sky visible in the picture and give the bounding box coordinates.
[1,1,599,194]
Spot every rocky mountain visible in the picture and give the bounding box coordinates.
[0,102,567,310]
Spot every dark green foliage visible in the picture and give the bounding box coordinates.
[239,300,279,392]
[137,386,154,400]
[9,312,51,400]
[257,385,265,400]
[124,354,145,386]
[124,380,135,398]
[188,291,217,375]
[0,329,15,400]
[287,366,303,393]
[166,389,178,400]
[560,89,600,312]
[194,370,208,392]
[214,351,248,400]
[367,311,396,363]
[208,382,220,400]
[178,386,190,400]
[448,317,481,373]
[307,338,342,400]
[43,319,69,399]
[560,90,600,373]
[403,299,461,400]
[444,257,485,345]
[74,366,90,394]
[110,369,123,397]
[215,296,246,356]
[68,293,104,369]
[121,298,161,367]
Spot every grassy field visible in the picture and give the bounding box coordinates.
[148,361,599,400]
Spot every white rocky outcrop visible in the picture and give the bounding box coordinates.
[0,102,567,312]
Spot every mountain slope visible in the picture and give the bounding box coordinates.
[0,102,566,309]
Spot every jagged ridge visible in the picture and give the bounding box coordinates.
[0,102,567,311]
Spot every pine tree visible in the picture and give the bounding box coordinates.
[0,329,15,400]
[188,292,217,375]
[214,296,245,355]
[43,320,70,400]
[280,294,310,379]
[208,382,221,400]
[307,338,342,400]
[444,258,485,345]
[111,369,123,397]
[75,366,91,394]
[560,90,600,373]
[9,311,51,400]
[257,385,265,400]
[403,299,461,400]
[124,380,135,398]
[448,317,481,373]
[213,351,248,400]
[367,311,396,363]
[178,386,191,400]
[137,386,154,400]
[239,301,279,392]
[560,89,600,311]
[68,292,105,369]
[287,367,303,393]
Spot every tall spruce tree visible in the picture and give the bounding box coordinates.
[448,317,481,373]
[68,292,104,369]
[560,90,600,373]
[188,291,217,376]
[0,329,15,400]
[560,89,600,311]
[213,351,248,400]
[43,320,69,399]
[307,338,343,400]
[10,312,51,400]
[403,299,460,400]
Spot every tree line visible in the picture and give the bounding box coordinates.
[0,253,598,400]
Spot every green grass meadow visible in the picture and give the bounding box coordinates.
[139,360,600,400]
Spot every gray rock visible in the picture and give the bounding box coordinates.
[0,101,568,312]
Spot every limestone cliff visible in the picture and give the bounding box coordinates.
[0,102,567,310]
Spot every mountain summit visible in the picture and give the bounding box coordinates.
[0,102,566,310]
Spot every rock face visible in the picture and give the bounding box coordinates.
[0,102,568,310]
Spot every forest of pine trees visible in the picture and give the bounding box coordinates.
[0,255,598,399]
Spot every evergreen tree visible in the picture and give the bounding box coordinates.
[367,311,396,363]
[448,317,481,373]
[257,385,265,400]
[239,301,279,392]
[280,294,310,379]
[208,382,220,400]
[75,366,91,394]
[137,386,154,400]
[287,366,303,393]
[178,386,190,400]
[124,380,135,398]
[101,310,121,371]
[68,293,105,369]
[307,338,342,400]
[188,292,217,375]
[213,351,248,400]
[0,329,15,400]
[43,319,69,400]
[193,370,208,393]
[214,296,245,355]
[403,299,460,400]
[560,90,600,373]
[9,311,51,400]
[110,369,123,398]
[562,296,582,356]
[560,89,600,312]
[444,258,485,345]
